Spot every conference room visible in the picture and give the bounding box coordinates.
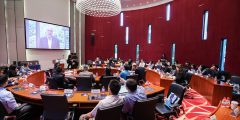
[0,0,240,120]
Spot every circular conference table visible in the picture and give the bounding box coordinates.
[7,67,233,107]
[7,68,165,108]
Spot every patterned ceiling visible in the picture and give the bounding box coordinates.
[121,0,173,11]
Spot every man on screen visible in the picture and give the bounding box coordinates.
[38,27,60,49]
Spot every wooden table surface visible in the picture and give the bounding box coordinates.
[7,69,164,108]
[215,106,240,120]
[190,75,233,106]
[146,69,174,96]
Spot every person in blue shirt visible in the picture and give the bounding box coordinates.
[122,79,147,114]
[0,75,33,120]
[19,63,31,75]
[120,64,130,80]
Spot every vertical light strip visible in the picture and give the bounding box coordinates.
[171,43,176,65]
[73,2,76,52]
[120,12,123,26]
[148,24,152,44]
[220,39,227,71]
[166,3,171,21]
[114,44,118,59]
[136,44,140,61]
[202,11,209,40]
[125,27,129,44]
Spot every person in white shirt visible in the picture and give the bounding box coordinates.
[139,59,146,67]
[0,75,33,120]
[79,80,124,120]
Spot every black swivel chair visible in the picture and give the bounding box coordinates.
[130,96,159,120]
[230,76,240,85]
[40,94,74,120]
[230,76,240,102]
[135,67,146,82]
[95,103,123,120]
[217,71,231,82]
[99,76,119,91]
[76,76,93,91]
[155,83,186,119]
[126,74,139,81]
[48,75,65,90]
[0,101,16,120]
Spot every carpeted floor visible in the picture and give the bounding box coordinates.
[177,89,216,120]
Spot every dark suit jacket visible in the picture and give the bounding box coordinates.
[38,37,60,49]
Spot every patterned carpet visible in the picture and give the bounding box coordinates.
[156,89,217,120]
[177,89,216,120]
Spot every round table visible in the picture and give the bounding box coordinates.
[7,68,165,108]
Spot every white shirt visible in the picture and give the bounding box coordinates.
[47,37,52,49]
[0,87,18,114]
[91,95,124,117]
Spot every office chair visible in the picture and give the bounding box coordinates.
[130,96,159,120]
[95,103,123,120]
[155,83,186,119]
[230,76,240,85]
[48,75,65,90]
[230,76,240,102]
[126,74,139,82]
[183,72,193,99]
[0,101,16,120]
[76,76,93,91]
[40,94,74,120]
[135,67,146,82]
[99,76,119,91]
[217,71,231,82]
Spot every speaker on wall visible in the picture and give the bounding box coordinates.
[90,33,95,46]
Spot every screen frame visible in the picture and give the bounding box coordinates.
[24,18,71,50]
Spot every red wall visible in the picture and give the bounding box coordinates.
[85,0,240,75]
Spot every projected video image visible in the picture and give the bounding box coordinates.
[25,19,70,50]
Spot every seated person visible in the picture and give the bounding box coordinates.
[79,80,124,119]
[19,63,31,75]
[7,65,19,77]
[47,66,69,89]
[79,65,94,77]
[131,63,137,71]
[138,59,145,67]
[120,64,130,80]
[122,79,147,114]
[202,64,219,77]
[0,75,33,120]
[174,65,186,84]
[95,57,102,66]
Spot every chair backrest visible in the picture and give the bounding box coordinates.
[76,76,93,91]
[230,76,240,85]
[0,101,8,120]
[132,96,159,120]
[41,94,69,120]
[126,74,139,81]
[100,76,119,91]
[167,83,186,105]
[217,71,231,82]
[48,75,65,89]
[135,67,146,82]
[95,103,123,120]
[184,72,193,83]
